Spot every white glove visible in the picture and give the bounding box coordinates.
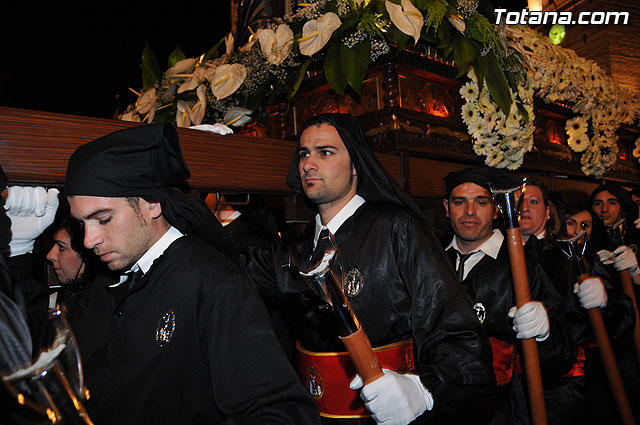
[189,123,234,135]
[5,186,59,257]
[349,369,433,425]
[573,278,608,309]
[598,246,640,275]
[508,301,550,342]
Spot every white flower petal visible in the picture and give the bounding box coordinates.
[176,100,192,128]
[386,0,423,45]
[298,12,342,56]
[211,64,247,100]
[258,24,294,65]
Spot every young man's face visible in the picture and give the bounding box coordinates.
[519,185,549,237]
[298,123,357,212]
[69,196,159,272]
[443,182,497,252]
[592,190,621,226]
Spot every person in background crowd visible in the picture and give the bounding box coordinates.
[442,167,575,425]
[562,201,639,425]
[45,198,107,308]
[251,113,496,425]
[63,122,321,425]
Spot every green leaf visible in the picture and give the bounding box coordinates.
[472,54,486,93]
[516,102,530,124]
[451,31,476,78]
[339,39,372,95]
[386,25,410,55]
[480,51,512,115]
[141,42,161,90]
[204,35,227,62]
[168,46,186,68]
[287,59,312,100]
[323,42,347,95]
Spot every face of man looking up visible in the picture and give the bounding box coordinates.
[443,182,498,254]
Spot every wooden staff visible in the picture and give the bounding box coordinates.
[290,235,384,384]
[558,234,636,425]
[605,220,640,369]
[492,184,547,425]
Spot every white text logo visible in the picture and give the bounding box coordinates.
[494,9,629,25]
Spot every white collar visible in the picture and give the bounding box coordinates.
[446,229,503,260]
[314,195,366,248]
[118,226,184,284]
[218,210,242,227]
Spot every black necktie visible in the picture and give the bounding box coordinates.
[310,228,331,264]
[457,252,472,282]
[124,269,144,290]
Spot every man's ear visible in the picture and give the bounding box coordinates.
[149,201,163,219]
[351,163,357,177]
[442,199,450,218]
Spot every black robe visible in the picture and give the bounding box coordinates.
[66,235,320,425]
[447,234,576,425]
[252,202,496,424]
[528,238,639,425]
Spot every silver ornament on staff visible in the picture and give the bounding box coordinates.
[2,304,94,425]
[285,231,384,385]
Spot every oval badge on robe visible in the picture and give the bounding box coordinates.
[473,303,486,324]
[155,310,176,348]
[305,366,325,400]
[345,267,364,298]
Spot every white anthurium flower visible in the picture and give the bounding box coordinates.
[166,58,198,79]
[176,100,192,128]
[298,12,342,56]
[134,88,157,123]
[177,65,210,94]
[448,14,466,33]
[119,110,141,123]
[211,63,247,100]
[385,0,423,45]
[258,24,294,65]
[190,84,207,126]
[224,107,253,127]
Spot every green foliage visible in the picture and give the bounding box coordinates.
[141,42,161,90]
[339,39,372,94]
[203,35,227,62]
[324,42,347,95]
[422,0,448,33]
[479,51,512,115]
[452,30,476,78]
[288,59,312,100]
[167,46,186,68]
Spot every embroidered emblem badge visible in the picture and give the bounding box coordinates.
[473,302,486,324]
[305,366,324,400]
[345,267,364,297]
[155,310,176,348]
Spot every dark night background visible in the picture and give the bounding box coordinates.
[1,2,526,120]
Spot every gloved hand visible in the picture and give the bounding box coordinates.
[189,123,234,135]
[573,278,608,309]
[508,301,550,342]
[4,186,59,257]
[350,369,433,425]
[598,246,640,275]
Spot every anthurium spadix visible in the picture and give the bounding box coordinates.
[211,63,247,100]
[224,107,253,127]
[385,0,423,45]
[258,24,294,65]
[298,12,342,56]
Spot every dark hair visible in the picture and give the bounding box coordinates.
[589,183,638,223]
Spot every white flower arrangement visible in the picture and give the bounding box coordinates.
[459,70,535,170]
[506,25,640,177]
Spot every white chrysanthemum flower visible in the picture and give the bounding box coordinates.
[565,116,587,138]
[460,82,479,102]
[568,132,589,153]
[461,102,477,124]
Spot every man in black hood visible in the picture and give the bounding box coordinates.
[254,113,495,424]
[64,122,320,425]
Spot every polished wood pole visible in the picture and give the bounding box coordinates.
[494,185,547,425]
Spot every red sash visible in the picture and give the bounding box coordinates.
[490,337,517,386]
[296,339,414,418]
[560,345,586,378]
